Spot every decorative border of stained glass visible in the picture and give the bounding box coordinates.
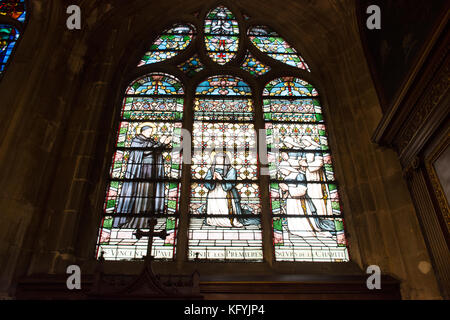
[263,77,318,97]
[196,75,251,96]
[127,73,184,95]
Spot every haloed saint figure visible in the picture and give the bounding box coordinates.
[113,123,171,229]
[203,152,259,228]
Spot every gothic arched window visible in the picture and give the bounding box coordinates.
[0,0,27,74]
[97,3,349,263]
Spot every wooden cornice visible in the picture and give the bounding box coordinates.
[372,11,449,155]
[15,273,401,300]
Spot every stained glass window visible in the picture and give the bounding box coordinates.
[248,26,310,71]
[178,54,204,77]
[97,73,184,261]
[189,76,263,260]
[0,24,18,72]
[99,5,350,264]
[0,0,26,22]
[264,77,348,262]
[138,24,195,66]
[0,0,26,74]
[204,6,239,65]
[241,51,270,76]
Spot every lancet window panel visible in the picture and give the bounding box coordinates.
[97,73,184,261]
[189,75,263,261]
[264,77,349,262]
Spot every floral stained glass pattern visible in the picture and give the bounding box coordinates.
[263,77,318,96]
[264,77,348,262]
[0,0,26,22]
[241,51,270,76]
[178,55,204,77]
[126,74,184,95]
[97,73,184,261]
[189,77,263,261]
[0,25,19,72]
[138,24,195,66]
[204,6,239,65]
[196,75,251,96]
[249,26,310,71]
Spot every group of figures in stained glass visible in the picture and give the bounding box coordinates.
[90,4,350,262]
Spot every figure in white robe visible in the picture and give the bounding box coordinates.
[299,136,333,217]
[279,161,335,238]
[202,152,260,227]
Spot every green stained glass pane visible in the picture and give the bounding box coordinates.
[167,200,177,209]
[332,201,340,210]
[106,199,115,209]
[273,218,283,231]
[166,218,176,230]
[335,220,344,232]
[103,218,113,229]
[272,200,281,210]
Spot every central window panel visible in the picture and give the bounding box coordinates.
[188,76,263,261]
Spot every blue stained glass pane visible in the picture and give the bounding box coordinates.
[196,75,251,96]
[0,25,19,72]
